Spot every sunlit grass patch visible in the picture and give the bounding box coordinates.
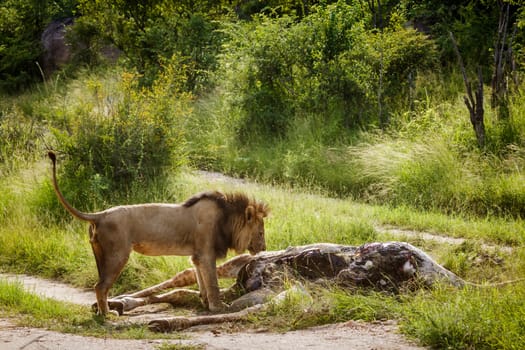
[0,278,89,329]
[400,285,525,349]
[252,280,525,349]
[0,278,187,340]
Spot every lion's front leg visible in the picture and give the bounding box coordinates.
[192,255,226,312]
[192,255,209,309]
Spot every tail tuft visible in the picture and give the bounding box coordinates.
[47,150,97,222]
[48,151,56,163]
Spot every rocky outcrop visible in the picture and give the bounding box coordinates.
[40,18,74,77]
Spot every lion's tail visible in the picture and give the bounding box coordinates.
[48,151,100,223]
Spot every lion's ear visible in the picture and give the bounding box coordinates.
[245,205,255,222]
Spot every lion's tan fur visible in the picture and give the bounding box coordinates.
[48,152,269,315]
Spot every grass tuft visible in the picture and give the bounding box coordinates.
[400,285,525,349]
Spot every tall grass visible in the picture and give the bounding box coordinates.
[0,104,46,176]
[186,81,525,219]
[247,280,525,349]
[5,157,521,293]
[346,135,525,217]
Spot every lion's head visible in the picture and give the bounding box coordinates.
[183,191,270,257]
[225,193,270,255]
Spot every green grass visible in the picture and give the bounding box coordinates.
[0,279,90,331]
[368,204,525,246]
[0,278,194,343]
[1,164,525,348]
[2,163,521,285]
[2,69,525,348]
[177,171,525,249]
[400,285,525,349]
[245,281,525,349]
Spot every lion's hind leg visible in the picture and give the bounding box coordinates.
[90,231,131,316]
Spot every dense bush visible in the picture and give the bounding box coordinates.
[75,1,222,92]
[213,2,437,143]
[49,60,190,209]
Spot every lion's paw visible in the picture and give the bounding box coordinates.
[208,301,229,313]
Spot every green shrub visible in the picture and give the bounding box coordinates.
[49,61,190,210]
[75,2,221,92]
[212,2,437,143]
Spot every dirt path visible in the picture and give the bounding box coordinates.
[377,226,513,253]
[0,273,425,350]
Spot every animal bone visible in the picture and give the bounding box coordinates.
[106,242,467,331]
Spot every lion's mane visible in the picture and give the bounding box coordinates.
[183,191,270,258]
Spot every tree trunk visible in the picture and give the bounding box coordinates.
[450,32,486,148]
[491,1,510,115]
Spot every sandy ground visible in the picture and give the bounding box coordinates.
[0,273,426,350]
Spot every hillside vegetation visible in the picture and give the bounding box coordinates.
[2,0,525,217]
[1,1,525,349]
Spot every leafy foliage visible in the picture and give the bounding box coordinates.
[0,0,76,92]
[75,0,223,92]
[214,2,437,143]
[49,60,190,209]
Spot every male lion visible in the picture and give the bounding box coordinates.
[47,151,270,315]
